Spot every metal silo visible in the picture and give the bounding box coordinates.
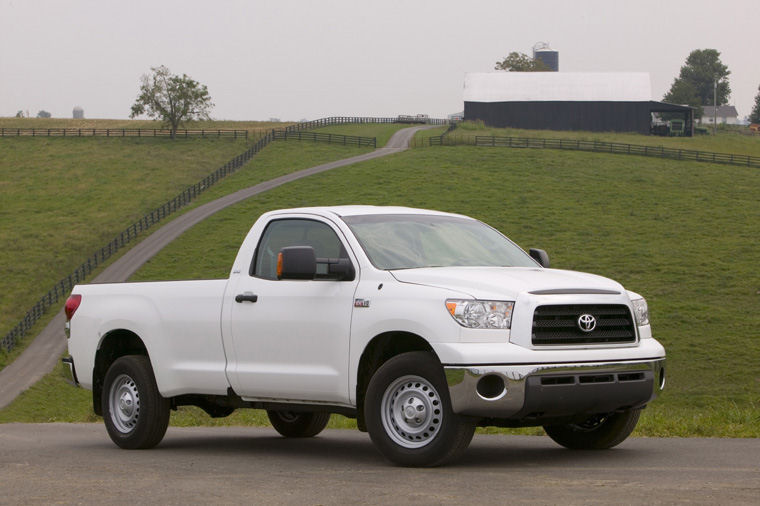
[533,42,558,71]
[72,106,84,119]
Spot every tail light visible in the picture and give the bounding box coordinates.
[64,294,81,339]
[65,294,82,320]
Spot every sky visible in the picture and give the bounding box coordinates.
[1,0,758,122]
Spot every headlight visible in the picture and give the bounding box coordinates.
[632,298,649,326]
[446,299,514,329]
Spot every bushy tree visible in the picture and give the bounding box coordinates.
[130,65,213,138]
[494,52,550,72]
[664,49,730,118]
[750,85,760,124]
[37,110,51,118]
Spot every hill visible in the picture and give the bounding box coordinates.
[0,124,380,367]
[2,140,757,437]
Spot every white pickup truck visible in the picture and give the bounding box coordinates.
[64,206,665,466]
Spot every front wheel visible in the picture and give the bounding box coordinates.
[267,410,330,438]
[364,351,475,467]
[543,409,641,450]
[102,355,170,449]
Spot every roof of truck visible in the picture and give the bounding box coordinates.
[265,206,469,219]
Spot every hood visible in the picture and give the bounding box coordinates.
[390,267,625,300]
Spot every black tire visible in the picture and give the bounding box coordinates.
[267,410,331,438]
[543,409,641,450]
[101,355,170,449]
[364,351,475,467]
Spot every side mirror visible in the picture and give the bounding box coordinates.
[529,248,550,268]
[324,257,356,281]
[277,246,317,280]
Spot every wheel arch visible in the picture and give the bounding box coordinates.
[92,329,149,416]
[355,331,439,431]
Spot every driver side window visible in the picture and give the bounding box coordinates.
[252,219,347,280]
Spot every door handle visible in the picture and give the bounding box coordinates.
[235,293,258,303]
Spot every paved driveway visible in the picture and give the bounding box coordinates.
[1,424,757,505]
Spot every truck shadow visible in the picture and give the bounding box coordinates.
[147,429,647,469]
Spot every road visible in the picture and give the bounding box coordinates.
[0,126,430,409]
[0,424,758,505]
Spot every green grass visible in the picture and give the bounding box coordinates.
[446,121,760,157]
[0,137,247,362]
[127,147,760,437]
[2,127,758,438]
[4,145,756,437]
[0,136,371,368]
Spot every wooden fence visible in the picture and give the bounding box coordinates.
[0,128,249,139]
[284,116,449,132]
[426,134,760,168]
[273,129,376,147]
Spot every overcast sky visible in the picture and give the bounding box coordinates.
[1,0,758,121]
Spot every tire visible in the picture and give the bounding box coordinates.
[543,409,641,450]
[102,355,170,449]
[364,351,475,467]
[267,410,331,438]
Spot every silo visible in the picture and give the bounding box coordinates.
[533,42,558,71]
[73,106,84,119]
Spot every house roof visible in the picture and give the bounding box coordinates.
[702,105,738,117]
[464,72,652,103]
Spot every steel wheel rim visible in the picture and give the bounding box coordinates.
[570,414,609,432]
[380,375,442,449]
[109,374,140,434]
[276,411,299,423]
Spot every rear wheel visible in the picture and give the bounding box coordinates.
[102,355,170,449]
[267,410,330,438]
[543,409,641,450]
[365,351,475,467]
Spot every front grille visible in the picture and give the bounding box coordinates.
[532,304,636,345]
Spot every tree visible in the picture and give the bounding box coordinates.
[129,65,213,138]
[15,110,25,118]
[494,52,550,72]
[664,49,731,118]
[37,110,51,118]
[750,85,760,124]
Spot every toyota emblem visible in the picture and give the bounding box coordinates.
[577,314,597,333]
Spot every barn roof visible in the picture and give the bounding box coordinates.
[464,72,652,103]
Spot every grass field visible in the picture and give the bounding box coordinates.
[0,133,374,368]
[0,137,248,360]
[3,142,757,437]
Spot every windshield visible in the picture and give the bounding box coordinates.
[342,214,537,270]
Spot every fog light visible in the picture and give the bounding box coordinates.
[476,375,506,400]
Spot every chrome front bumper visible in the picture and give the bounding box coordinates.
[445,358,665,420]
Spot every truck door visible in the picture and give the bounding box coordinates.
[227,217,358,404]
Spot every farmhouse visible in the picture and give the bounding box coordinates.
[464,72,694,136]
[698,105,739,125]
